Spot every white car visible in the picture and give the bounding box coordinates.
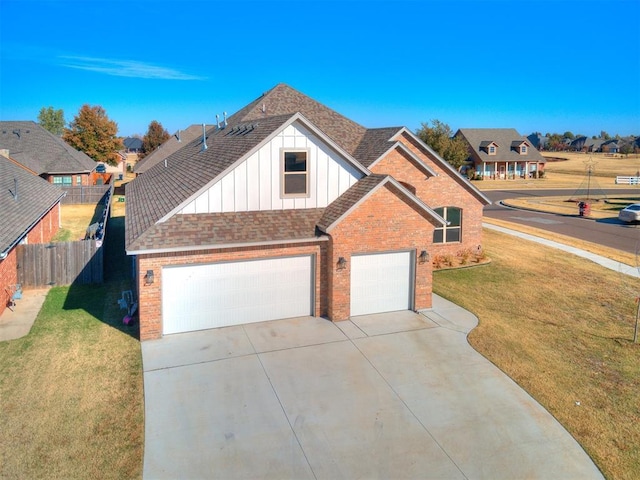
[618,203,640,223]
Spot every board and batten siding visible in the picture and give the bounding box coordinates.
[180,121,364,214]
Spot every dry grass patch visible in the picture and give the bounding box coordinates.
[53,204,106,242]
[483,217,637,266]
[501,195,640,220]
[434,228,640,480]
[542,152,640,178]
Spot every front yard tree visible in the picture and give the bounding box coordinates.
[416,119,469,171]
[63,105,123,165]
[140,120,170,159]
[38,106,65,136]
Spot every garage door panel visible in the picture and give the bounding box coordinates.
[350,252,412,316]
[163,256,313,334]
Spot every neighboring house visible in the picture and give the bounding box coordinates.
[0,121,96,186]
[527,132,547,151]
[601,139,620,154]
[134,125,213,176]
[123,137,143,153]
[570,136,605,153]
[456,128,547,179]
[126,84,491,341]
[0,156,65,316]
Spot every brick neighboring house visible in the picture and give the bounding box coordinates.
[456,128,547,179]
[134,125,214,176]
[126,84,491,341]
[0,156,65,316]
[0,121,97,186]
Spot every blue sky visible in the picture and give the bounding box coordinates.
[1,0,638,138]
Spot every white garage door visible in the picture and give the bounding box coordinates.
[350,251,413,316]
[162,256,313,335]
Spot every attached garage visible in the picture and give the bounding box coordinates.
[162,255,314,335]
[350,251,414,316]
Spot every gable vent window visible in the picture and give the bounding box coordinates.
[281,149,310,197]
[489,145,496,154]
[520,145,527,154]
[433,206,462,243]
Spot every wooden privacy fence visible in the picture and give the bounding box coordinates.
[61,184,112,204]
[16,240,103,287]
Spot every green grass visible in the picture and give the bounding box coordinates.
[0,212,143,480]
[435,228,640,480]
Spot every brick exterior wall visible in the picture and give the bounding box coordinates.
[0,204,59,316]
[327,183,435,321]
[371,134,485,258]
[25,203,60,245]
[0,248,18,317]
[137,242,327,340]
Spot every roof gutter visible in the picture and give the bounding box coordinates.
[0,192,66,260]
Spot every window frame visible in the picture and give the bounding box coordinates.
[520,145,528,154]
[433,206,462,244]
[488,145,496,155]
[280,148,310,198]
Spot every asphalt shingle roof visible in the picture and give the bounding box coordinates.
[352,127,403,167]
[134,125,213,174]
[0,156,66,254]
[457,128,546,164]
[0,121,96,175]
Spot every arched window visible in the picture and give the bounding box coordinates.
[433,207,462,243]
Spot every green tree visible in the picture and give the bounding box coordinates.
[37,106,65,136]
[63,105,123,165]
[416,120,469,170]
[563,131,575,140]
[140,120,170,159]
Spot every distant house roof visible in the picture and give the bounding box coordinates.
[123,137,143,151]
[134,125,213,175]
[456,128,546,164]
[0,121,96,175]
[0,156,66,256]
[527,133,547,150]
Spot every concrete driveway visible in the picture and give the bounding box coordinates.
[141,295,603,479]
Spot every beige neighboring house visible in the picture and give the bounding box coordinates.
[133,125,214,176]
[456,128,547,179]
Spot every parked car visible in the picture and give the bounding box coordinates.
[618,203,640,223]
[95,163,107,173]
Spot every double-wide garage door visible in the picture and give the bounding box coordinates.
[350,251,413,316]
[162,256,313,335]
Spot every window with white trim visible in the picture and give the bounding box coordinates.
[520,145,527,154]
[281,149,309,197]
[489,145,496,154]
[433,207,462,243]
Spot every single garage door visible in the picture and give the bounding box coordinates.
[162,255,313,335]
[350,251,413,316]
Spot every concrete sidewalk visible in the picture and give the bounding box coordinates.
[141,296,604,479]
[0,288,49,341]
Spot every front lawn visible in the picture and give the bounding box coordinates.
[435,228,640,480]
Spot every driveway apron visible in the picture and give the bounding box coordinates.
[141,296,603,479]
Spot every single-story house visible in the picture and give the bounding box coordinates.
[456,128,547,179]
[0,156,65,316]
[134,125,214,176]
[126,84,491,340]
[0,121,97,186]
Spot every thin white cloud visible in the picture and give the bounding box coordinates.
[57,55,205,80]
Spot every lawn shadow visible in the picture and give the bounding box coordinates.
[63,214,139,340]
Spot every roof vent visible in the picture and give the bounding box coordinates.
[223,112,227,129]
[216,114,220,129]
[261,103,266,114]
[10,178,18,201]
[201,124,208,151]
[12,129,20,138]
[176,129,181,142]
